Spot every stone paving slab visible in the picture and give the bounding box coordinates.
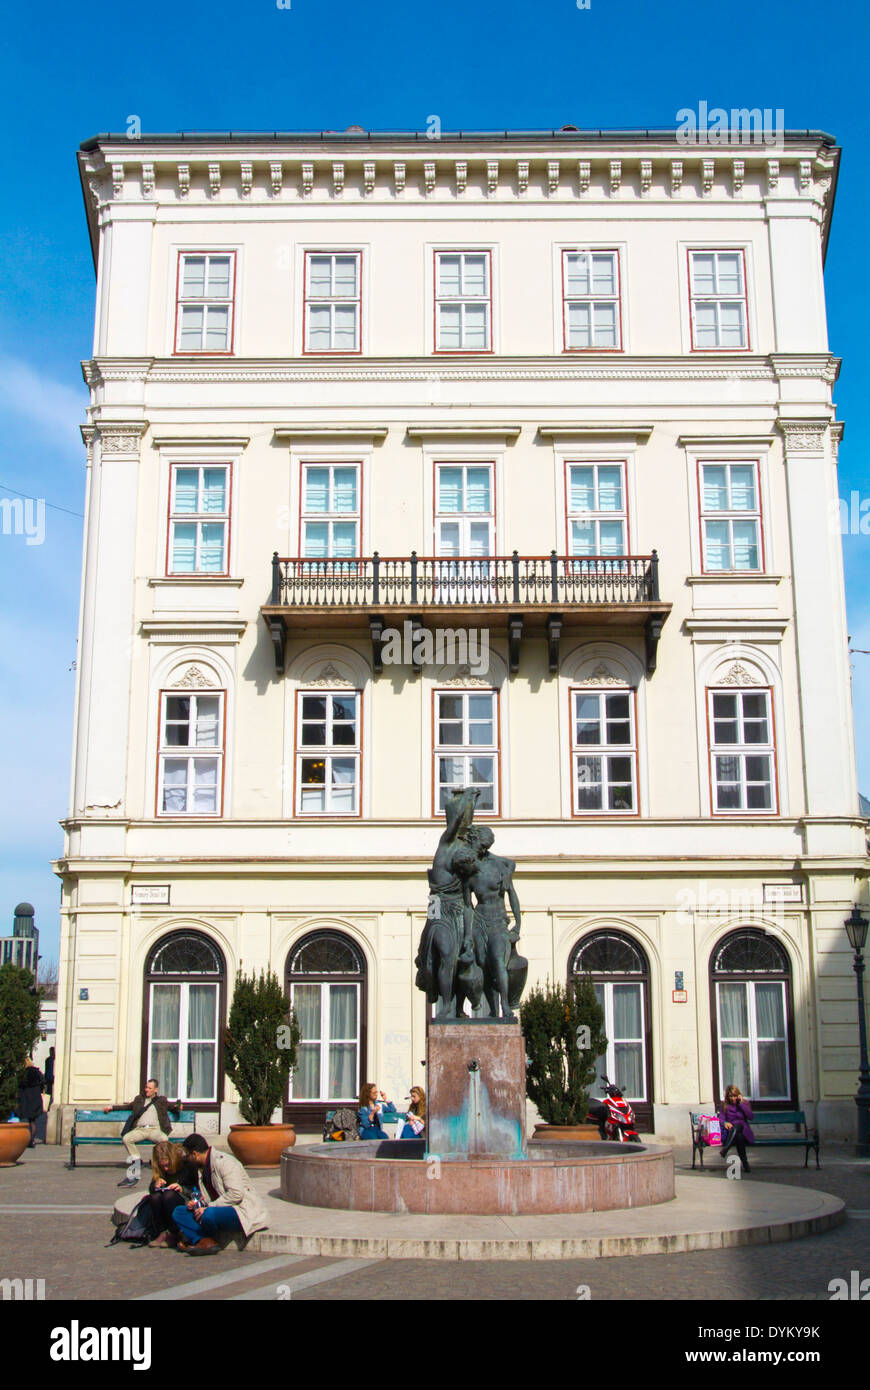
[114,1169,845,1260]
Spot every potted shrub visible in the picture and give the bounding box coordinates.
[0,963,43,1165]
[520,974,607,1141]
[223,968,301,1167]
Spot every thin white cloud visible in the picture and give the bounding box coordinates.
[0,355,86,453]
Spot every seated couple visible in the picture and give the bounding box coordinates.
[358,1083,426,1140]
[142,1134,267,1255]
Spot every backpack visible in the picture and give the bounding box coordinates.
[323,1107,360,1142]
[108,1195,158,1248]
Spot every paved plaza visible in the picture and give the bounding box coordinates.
[0,1142,867,1301]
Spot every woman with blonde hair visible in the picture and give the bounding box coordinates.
[144,1140,198,1247]
[399,1086,426,1139]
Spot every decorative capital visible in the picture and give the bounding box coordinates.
[778,419,829,454]
[96,422,147,454]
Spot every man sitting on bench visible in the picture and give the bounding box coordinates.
[105,1079,180,1187]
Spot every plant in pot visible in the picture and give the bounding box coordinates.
[0,963,43,1166]
[520,973,607,1141]
[223,968,301,1167]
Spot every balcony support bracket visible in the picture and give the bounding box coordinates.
[268,617,286,674]
[645,614,665,675]
[508,615,523,674]
[547,614,563,674]
[369,615,384,675]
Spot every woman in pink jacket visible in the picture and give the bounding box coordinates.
[718,1084,755,1172]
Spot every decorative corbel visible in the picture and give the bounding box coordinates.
[517,160,529,195]
[702,159,714,196]
[640,159,652,195]
[487,160,499,195]
[177,163,190,197]
[767,159,779,193]
[670,160,683,196]
[369,615,384,675]
[240,162,253,197]
[268,618,286,674]
[732,159,744,196]
[645,614,665,675]
[332,162,345,196]
[424,161,436,195]
[270,162,283,195]
[455,160,467,195]
[110,163,124,199]
[609,160,622,194]
[508,616,523,675]
[799,159,812,193]
[208,163,221,196]
[364,161,376,195]
[302,162,314,196]
[393,161,406,195]
[547,614,563,674]
[141,163,155,198]
[578,160,590,195]
[548,160,559,195]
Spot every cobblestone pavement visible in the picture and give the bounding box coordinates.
[0,1144,867,1302]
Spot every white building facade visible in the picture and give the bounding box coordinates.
[55,129,867,1141]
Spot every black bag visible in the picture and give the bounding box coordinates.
[324,1107,359,1142]
[108,1196,157,1248]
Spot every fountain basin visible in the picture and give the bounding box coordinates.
[279,1140,674,1215]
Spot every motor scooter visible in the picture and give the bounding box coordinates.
[587,1074,641,1143]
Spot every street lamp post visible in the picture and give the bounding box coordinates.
[844,907,870,1157]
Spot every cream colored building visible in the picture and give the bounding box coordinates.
[55,128,867,1142]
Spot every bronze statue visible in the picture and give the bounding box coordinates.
[416,789,527,1022]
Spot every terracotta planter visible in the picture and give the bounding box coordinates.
[0,1122,31,1167]
[530,1123,602,1142]
[227,1123,296,1168]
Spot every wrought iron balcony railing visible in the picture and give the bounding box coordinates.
[262,550,669,676]
[270,550,660,608]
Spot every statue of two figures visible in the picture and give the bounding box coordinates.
[415,787,528,1022]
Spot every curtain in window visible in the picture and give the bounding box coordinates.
[151,984,180,1038]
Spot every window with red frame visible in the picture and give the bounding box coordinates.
[688,250,748,349]
[175,254,235,353]
[708,687,776,812]
[698,461,763,572]
[304,253,361,352]
[435,252,491,351]
[434,690,499,814]
[562,250,621,350]
[158,692,224,815]
[571,688,637,814]
[167,464,230,575]
[295,690,361,815]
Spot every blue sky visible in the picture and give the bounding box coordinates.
[1,0,868,967]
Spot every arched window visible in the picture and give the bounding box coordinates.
[286,930,367,1124]
[144,931,225,1106]
[569,930,653,1131]
[711,929,794,1106]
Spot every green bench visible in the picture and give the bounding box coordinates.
[323,1108,406,1141]
[70,1109,196,1168]
[691,1109,820,1170]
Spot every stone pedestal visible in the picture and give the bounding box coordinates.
[426,1021,527,1160]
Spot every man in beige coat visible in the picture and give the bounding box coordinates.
[171,1133,268,1255]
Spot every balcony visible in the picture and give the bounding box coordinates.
[261,551,671,675]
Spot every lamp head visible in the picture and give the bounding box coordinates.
[844,907,869,953]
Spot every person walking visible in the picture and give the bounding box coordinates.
[44,1047,55,1108]
[17,1058,45,1147]
[170,1134,268,1255]
[718,1084,755,1173]
[105,1079,181,1187]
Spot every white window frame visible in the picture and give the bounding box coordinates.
[594,981,647,1102]
[565,460,629,557]
[174,251,236,354]
[562,249,623,351]
[300,461,361,561]
[698,460,764,573]
[708,686,777,814]
[295,689,362,816]
[157,690,225,817]
[433,688,500,816]
[570,687,638,816]
[434,250,492,352]
[148,981,219,1103]
[688,248,749,351]
[167,463,231,576]
[288,980,361,1102]
[715,979,791,1101]
[303,251,362,353]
